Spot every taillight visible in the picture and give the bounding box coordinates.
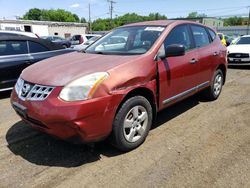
[79,36,84,44]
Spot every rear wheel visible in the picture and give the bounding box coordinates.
[111,96,153,151]
[62,44,67,48]
[203,69,224,100]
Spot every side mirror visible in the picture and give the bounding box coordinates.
[158,44,185,59]
[165,44,185,58]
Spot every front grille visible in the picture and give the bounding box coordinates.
[228,53,249,58]
[16,79,54,101]
[228,60,250,64]
[27,85,54,101]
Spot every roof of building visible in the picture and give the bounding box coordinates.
[0,19,88,27]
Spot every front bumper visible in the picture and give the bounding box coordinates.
[11,87,122,143]
[228,57,250,65]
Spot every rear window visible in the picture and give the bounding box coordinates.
[208,29,216,41]
[191,25,210,48]
[28,41,49,53]
[0,40,28,56]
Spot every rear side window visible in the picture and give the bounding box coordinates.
[86,36,94,40]
[164,25,193,51]
[28,41,49,53]
[208,29,216,41]
[191,25,210,48]
[0,40,28,56]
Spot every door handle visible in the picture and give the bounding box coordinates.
[190,58,198,64]
[213,52,219,56]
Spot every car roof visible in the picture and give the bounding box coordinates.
[122,20,175,27]
[120,20,208,28]
[0,35,63,50]
[0,30,37,38]
[241,35,250,38]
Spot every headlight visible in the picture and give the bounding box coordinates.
[59,72,109,101]
[15,77,24,94]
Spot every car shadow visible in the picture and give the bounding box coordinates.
[0,90,12,99]
[152,96,200,129]
[6,96,200,168]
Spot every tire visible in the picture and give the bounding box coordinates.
[62,44,67,49]
[111,96,153,151]
[203,69,224,101]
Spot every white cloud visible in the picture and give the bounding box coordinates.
[70,3,80,8]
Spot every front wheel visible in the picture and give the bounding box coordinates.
[203,69,224,101]
[111,96,153,151]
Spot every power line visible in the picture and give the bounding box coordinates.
[88,3,92,33]
[114,5,249,17]
[247,6,250,34]
[107,0,116,27]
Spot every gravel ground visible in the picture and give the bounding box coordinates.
[0,68,249,188]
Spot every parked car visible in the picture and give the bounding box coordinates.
[70,34,102,46]
[72,36,101,51]
[11,20,227,151]
[0,30,39,38]
[0,36,75,91]
[41,36,71,48]
[227,35,250,65]
[218,33,227,46]
[224,35,233,46]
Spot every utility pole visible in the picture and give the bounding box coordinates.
[88,3,92,33]
[107,0,116,28]
[247,6,250,35]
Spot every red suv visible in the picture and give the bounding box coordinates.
[11,20,227,151]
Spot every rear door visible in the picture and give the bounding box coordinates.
[190,25,215,86]
[157,24,200,109]
[0,40,31,90]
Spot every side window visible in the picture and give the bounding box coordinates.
[208,28,216,41]
[164,25,193,51]
[191,25,210,48]
[28,41,49,53]
[0,40,28,56]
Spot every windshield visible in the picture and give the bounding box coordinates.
[86,26,165,55]
[236,37,250,45]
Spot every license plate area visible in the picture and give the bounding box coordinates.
[234,59,241,62]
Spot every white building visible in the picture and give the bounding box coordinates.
[0,19,88,38]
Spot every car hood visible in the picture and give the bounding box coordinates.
[21,52,140,86]
[227,44,250,54]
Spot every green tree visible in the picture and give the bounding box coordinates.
[23,8,42,20]
[80,17,87,23]
[223,17,244,26]
[22,8,80,22]
[92,13,167,31]
[187,12,207,18]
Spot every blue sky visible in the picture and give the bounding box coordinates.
[0,0,249,20]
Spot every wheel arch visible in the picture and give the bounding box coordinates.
[115,87,157,122]
[216,64,227,84]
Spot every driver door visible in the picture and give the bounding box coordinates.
[157,24,200,110]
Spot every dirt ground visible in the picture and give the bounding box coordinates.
[0,67,249,188]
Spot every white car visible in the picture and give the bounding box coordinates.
[0,30,38,38]
[227,35,250,65]
[70,34,101,46]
